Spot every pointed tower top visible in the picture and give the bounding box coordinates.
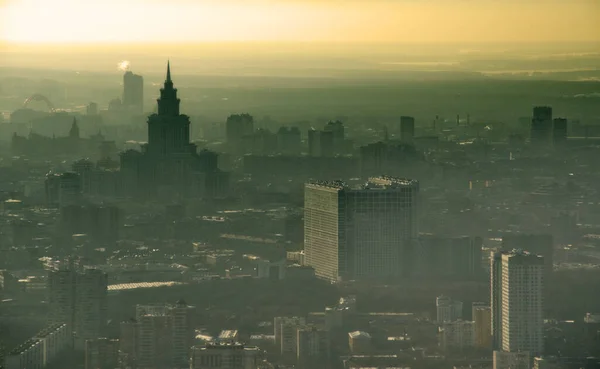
[166,60,171,83]
[69,117,80,139]
[157,60,180,116]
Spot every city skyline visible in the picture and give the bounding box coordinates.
[1,1,600,367]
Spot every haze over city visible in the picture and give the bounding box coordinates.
[2,0,600,43]
[0,1,599,369]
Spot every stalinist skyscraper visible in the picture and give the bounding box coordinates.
[146,61,193,156]
[119,61,229,201]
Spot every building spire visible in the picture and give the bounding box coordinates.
[157,60,180,116]
[69,117,80,139]
[166,60,171,83]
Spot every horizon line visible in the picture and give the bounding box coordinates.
[2,40,600,47]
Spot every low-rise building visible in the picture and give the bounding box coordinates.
[493,351,530,369]
[85,338,119,369]
[436,295,463,322]
[533,356,562,369]
[218,330,239,342]
[6,323,71,369]
[473,306,492,348]
[274,317,306,356]
[6,339,44,369]
[348,331,371,354]
[34,323,71,365]
[297,326,329,368]
[439,320,475,351]
[190,342,261,369]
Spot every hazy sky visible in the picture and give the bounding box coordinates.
[1,0,599,44]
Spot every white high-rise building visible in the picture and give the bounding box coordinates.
[490,250,506,350]
[304,177,419,282]
[491,250,544,355]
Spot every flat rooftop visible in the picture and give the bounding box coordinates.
[108,281,184,291]
[307,176,418,191]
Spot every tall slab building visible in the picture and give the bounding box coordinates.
[123,71,144,114]
[47,264,108,349]
[304,176,419,282]
[530,106,553,146]
[135,300,196,369]
[491,250,544,355]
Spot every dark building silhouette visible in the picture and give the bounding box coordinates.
[119,62,229,200]
[226,113,254,153]
[11,118,105,158]
[530,106,553,145]
[400,116,415,142]
[197,149,219,172]
[123,71,144,114]
[243,155,357,180]
[108,98,122,111]
[47,265,108,349]
[66,157,120,198]
[147,63,190,153]
[133,301,195,369]
[45,172,62,206]
[86,102,98,115]
[308,129,334,157]
[553,117,568,146]
[324,120,345,141]
[99,141,118,161]
[45,171,83,207]
[69,118,80,138]
[359,141,418,177]
[72,159,95,194]
[324,120,346,153]
[277,126,302,154]
[243,128,278,154]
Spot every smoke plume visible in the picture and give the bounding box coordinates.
[117,60,131,72]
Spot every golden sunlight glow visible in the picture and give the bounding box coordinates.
[1,0,599,44]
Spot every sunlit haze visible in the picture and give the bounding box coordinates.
[2,1,600,368]
[1,0,600,44]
